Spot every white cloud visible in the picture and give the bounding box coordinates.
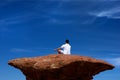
[45,0,74,1]
[104,58,120,67]
[0,17,19,26]
[0,27,10,32]
[46,0,119,1]
[0,18,21,26]
[11,48,34,53]
[89,7,120,19]
[0,13,34,26]
[110,53,120,56]
[93,0,120,1]
[0,0,20,7]
[47,18,74,24]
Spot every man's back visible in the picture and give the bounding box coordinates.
[60,43,71,54]
[57,39,71,54]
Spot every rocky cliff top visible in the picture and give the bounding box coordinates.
[8,54,114,80]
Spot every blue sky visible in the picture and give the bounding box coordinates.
[0,0,120,80]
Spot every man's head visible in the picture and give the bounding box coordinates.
[65,39,69,43]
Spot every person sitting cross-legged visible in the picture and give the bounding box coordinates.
[56,39,71,55]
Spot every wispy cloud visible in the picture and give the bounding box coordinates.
[98,0,120,1]
[11,48,34,53]
[0,18,21,26]
[110,53,120,56]
[0,0,20,7]
[88,48,120,53]
[10,47,54,53]
[0,13,35,26]
[42,0,119,1]
[90,0,120,1]
[0,27,11,32]
[104,58,120,67]
[45,17,75,25]
[89,7,120,19]
[51,0,65,1]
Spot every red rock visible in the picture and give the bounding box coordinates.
[8,54,114,80]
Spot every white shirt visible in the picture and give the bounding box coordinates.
[60,43,71,54]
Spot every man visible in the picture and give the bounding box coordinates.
[57,39,71,54]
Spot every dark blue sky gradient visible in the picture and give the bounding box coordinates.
[0,0,120,80]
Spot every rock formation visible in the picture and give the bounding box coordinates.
[8,54,114,80]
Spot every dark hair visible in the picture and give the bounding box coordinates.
[65,39,69,43]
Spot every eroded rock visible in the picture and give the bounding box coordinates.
[8,54,114,80]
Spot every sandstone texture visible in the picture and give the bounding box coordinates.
[8,54,114,80]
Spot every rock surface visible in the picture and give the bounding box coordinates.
[8,54,114,80]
